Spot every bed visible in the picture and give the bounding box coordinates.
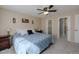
[12,32,54,54]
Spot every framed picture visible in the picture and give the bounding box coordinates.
[13,18,16,23]
[22,18,29,23]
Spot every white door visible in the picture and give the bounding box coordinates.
[75,15,79,43]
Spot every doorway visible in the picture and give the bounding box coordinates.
[59,18,67,39]
[48,20,52,35]
[59,16,71,41]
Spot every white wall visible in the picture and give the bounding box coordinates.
[1,7,79,43]
[0,8,41,35]
[56,11,79,42]
[41,11,79,42]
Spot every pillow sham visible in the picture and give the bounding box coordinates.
[27,30,34,35]
[16,29,28,36]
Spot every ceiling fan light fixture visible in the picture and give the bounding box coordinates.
[37,5,56,15]
[44,11,49,15]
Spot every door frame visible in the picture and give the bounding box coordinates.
[58,16,71,41]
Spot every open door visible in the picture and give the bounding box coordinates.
[59,18,67,38]
[59,16,71,41]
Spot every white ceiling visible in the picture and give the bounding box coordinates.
[0,5,79,18]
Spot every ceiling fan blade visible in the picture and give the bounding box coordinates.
[37,9,44,11]
[38,12,44,14]
[49,5,53,9]
[48,10,56,12]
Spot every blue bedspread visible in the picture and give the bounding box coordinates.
[13,33,54,54]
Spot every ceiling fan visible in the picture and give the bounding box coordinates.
[37,5,56,15]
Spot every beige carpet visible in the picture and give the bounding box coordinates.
[0,38,79,54]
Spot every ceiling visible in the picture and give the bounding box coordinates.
[0,5,79,18]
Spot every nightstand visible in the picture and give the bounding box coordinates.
[35,30,43,33]
[0,35,10,51]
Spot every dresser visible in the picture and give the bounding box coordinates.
[0,35,10,51]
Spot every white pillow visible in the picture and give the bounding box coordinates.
[32,29,36,33]
[16,29,28,36]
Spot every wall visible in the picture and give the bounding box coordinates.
[56,11,79,42]
[0,8,41,35]
[41,11,79,42]
[41,19,47,33]
[1,7,79,43]
[34,18,42,30]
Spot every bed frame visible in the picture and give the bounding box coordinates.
[40,43,53,54]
